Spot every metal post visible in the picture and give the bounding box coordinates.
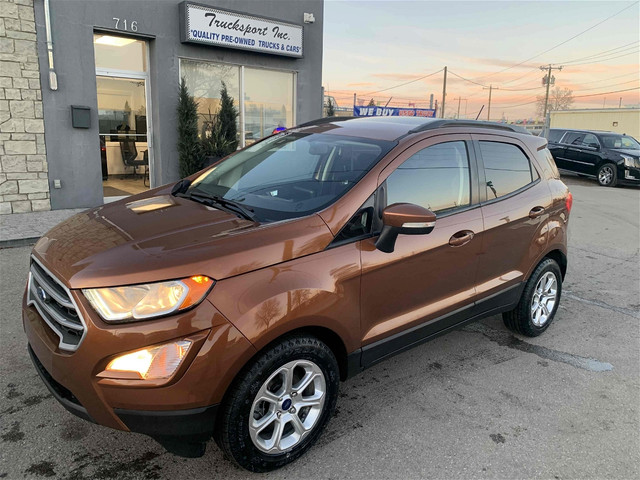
[441,66,447,118]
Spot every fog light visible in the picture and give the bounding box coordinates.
[103,340,192,380]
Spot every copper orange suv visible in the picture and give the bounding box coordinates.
[23,117,571,471]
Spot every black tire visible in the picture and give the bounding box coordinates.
[503,258,562,337]
[214,335,339,472]
[597,163,617,187]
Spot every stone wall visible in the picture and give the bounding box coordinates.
[0,0,49,214]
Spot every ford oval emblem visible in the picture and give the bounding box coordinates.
[36,286,48,303]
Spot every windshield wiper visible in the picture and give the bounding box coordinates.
[177,191,258,222]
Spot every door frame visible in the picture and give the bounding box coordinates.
[95,40,154,194]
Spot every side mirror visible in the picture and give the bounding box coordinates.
[587,143,599,150]
[375,203,436,253]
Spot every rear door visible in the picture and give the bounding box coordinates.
[473,135,552,311]
[547,129,567,169]
[359,135,483,363]
[561,131,591,174]
[575,132,603,176]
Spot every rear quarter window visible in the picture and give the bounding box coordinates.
[538,148,561,179]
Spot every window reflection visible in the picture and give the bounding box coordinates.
[386,141,471,213]
[480,142,534,199]
[181,60,241,143]
[93,34,147,72]
[244,68,294,143]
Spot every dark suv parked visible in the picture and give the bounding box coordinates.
[546,128,640,187]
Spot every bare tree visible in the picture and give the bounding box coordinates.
[536,87,574,118]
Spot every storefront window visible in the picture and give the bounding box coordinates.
[244,68,295,142]
[180,59,295,147]
[181,60,241,143]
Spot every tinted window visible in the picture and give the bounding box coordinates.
[480,141,536,200]
[386,141,470,213]
[563,132,585,145]
[580,133,599,148]
[599,134,640,149]
[548,130,565,143]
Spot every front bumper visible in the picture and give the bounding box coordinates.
[23,285,256,451]
[620,166,640,185]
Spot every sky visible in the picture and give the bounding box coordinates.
[322,0,640,120]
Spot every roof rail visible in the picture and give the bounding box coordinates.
[408,119,531,135]
[295,116,354,128]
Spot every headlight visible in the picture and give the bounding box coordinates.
[622,155,637,167]
[83,276,214,322]
[102,340,192,380]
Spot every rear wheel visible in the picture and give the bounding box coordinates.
[503,258,562,337]
[215,335,339,472]
[597,163,617,187]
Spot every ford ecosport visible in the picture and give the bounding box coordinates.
[23,117,571,471]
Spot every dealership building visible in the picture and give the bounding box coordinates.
[0,0,324,214]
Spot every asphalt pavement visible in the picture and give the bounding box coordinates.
[0,175,638,479]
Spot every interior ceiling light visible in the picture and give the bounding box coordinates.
[95,35,137,47]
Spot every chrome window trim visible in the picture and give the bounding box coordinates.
[27,256,88,352]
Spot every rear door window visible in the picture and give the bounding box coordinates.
[479,141,538,200]
[562,132,585,145]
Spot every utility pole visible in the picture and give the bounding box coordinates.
[540,64,563,134]
[454,97,467,119]
[441,66,447,118]
[483,85,496,121]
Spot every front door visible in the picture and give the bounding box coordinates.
[93,33,152,200]
[360,136,483,365]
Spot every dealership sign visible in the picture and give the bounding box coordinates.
[180,2,303,58]
[354,106,437,117]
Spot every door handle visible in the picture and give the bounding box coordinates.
[529,206,546,219]
[449,230,474,247]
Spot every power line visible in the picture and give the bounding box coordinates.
[556,40,639,64]
[572,79,639,92]
[573,86,640,98]
[448,70,488,87]
[473,1,639,81]
[562,49,640,67]
[361,69,443,96]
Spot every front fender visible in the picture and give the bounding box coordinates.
[208,242,362,355]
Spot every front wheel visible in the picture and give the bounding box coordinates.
[215,335,339,472]
[503,258,562,337]
[597,163,617,187]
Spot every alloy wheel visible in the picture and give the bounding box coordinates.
[530,271,558,327]
[249,360,326,454]
[599,165,614,185]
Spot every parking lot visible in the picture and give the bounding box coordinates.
[0,175,638,479]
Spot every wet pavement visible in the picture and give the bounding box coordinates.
[0,174,638,479]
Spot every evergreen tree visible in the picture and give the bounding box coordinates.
[176,78,202,177]
[326,99,335,117]
[217,81,238,154]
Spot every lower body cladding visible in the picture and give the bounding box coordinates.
[22,293,257,458]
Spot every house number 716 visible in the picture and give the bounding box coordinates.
[113,17,138,32]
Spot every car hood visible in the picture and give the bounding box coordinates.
[611,148,640,157]
[32,190,334,289]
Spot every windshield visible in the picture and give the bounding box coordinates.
[599,134,640,150]
[188,132,396,223]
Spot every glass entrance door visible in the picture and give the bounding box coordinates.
[94,34,151,200]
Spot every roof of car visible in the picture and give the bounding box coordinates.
[294,116,531,141]
[551,128,613,134]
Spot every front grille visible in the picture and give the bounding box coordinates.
[27,257,86,351]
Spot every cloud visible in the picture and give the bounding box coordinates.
[346,82,377,87]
